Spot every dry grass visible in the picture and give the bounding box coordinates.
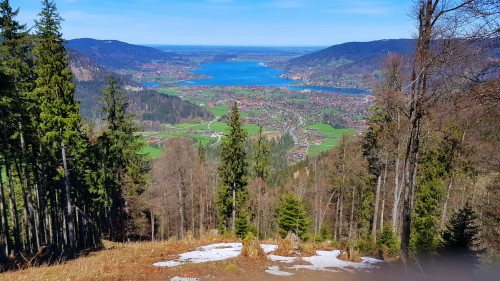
[240,234,267,260]
[1,238,362,280]
[0,238,227,281]
[338,248,362,263]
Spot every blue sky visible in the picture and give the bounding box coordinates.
[15,0,415,46]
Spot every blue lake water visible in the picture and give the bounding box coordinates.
[176,61,368,95]
[141,82,161,87]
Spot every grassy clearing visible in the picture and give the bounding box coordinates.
[209,105,229,117]
[304,123,355,138]
[138,146,163,159]
[157,88,180,96]
[188,134,215,146]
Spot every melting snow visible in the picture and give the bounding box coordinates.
[154,243,382,275]
[286,250,379,272]
[170,277,200,281]
[153,243,277,267]
[265,266,295,276]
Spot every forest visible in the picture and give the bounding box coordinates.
[0,0,499,275]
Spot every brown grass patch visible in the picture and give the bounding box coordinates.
[240,234,267,260]
[337,248,362,263]
[0,238,229,281]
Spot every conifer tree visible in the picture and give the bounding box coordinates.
[98,75,147,240]
[278,194,309,240]
[217,102,248,232]
[441,204,481,263]
[253,125,271,180]
[33,0,83,249]
[410,147,445,254]
[0,0,34,254]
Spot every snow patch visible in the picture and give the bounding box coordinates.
[170,277,200,281]
[268,254,298,263]
[286,250,380,272]
[153,243,277,267]
[265,266,295,276]
[154,243,383,274]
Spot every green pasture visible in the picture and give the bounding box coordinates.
[303,123,355,138]
[209,105,229,117]
[138,145,163,159]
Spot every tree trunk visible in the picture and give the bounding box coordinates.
[61,141,75,249]
[380,159,388,232]
[232,185,236,232]
[151,209,155,241]
[372,174,382,242]
[0,170,13,257]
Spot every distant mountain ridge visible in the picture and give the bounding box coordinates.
[285,39,415,68]
[68,48,213,123]
[67,38,186,70]
[271,39,416,89]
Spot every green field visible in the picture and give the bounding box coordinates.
[138,146,163,159]
[304,123,356,138]
[209,105,229,117]
[157,88,181,95]
[189,133,215,146]
[307,144,332,155]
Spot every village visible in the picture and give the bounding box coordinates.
[138,82,373,161]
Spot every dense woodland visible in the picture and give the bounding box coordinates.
[0,0,499,272]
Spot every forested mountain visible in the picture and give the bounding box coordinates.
[274,39,415,79]
[68,48,213,123]
[283,39,415,68]
[67,38,186,70]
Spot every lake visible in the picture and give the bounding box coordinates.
[176,61,368,94]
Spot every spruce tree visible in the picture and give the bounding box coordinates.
[33,0,82,249]
[252,125,270,180]
[217,102,248,232]
[0,0,34,254]
[98,75,147,241]
[441,204,481,263]
[411,147,445,255]
[278,194,310,240]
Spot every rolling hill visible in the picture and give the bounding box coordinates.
[271,39,416,89]
[68,48,213,123]
[67,38,186,70]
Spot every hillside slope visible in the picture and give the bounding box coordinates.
[271,39,415,89]
[285,39,415,68]
[68,48,213,123]
[67,38,186,70]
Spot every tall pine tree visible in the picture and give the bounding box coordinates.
[97,75,147,241]
[33,0,82,249]
[217,102,248,232]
